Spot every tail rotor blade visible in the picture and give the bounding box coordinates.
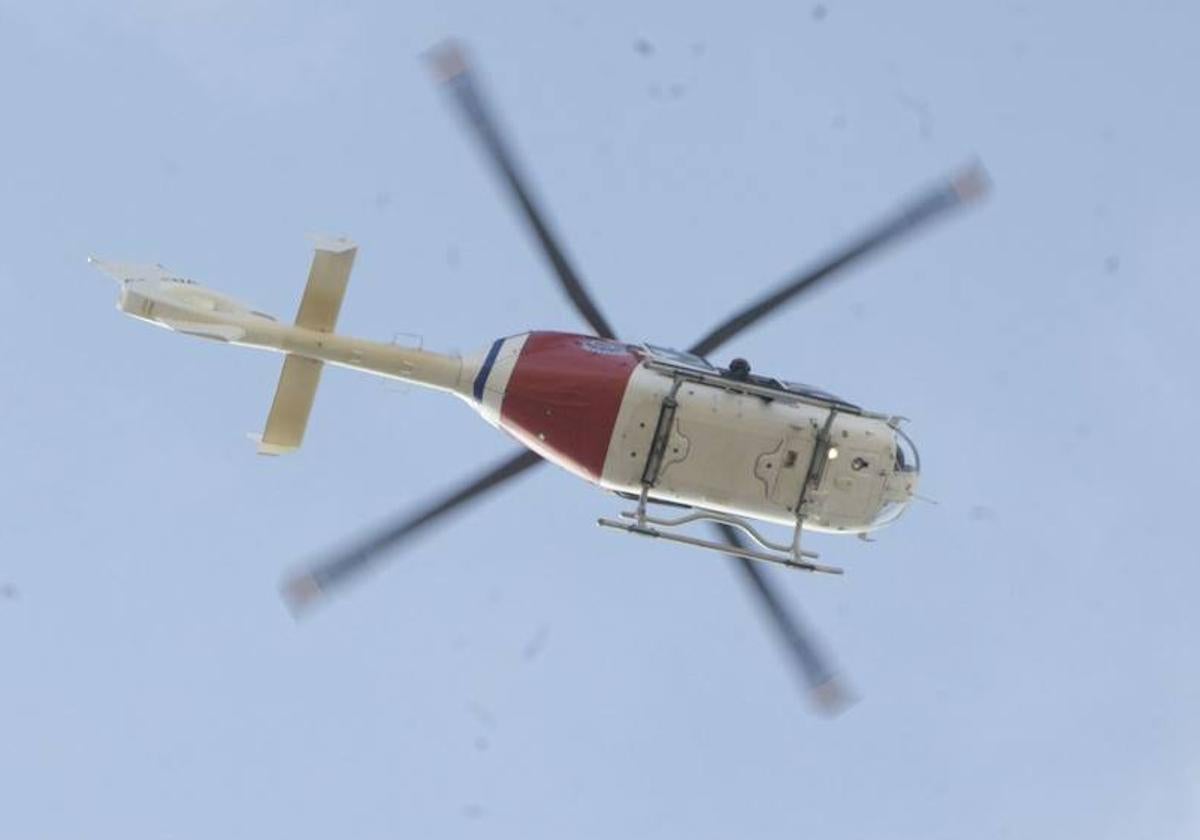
[689,163,989,357]
[427,40,617,339]
[713,522,854,715]
[282,448,543,614]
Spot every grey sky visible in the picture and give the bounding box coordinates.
[2,1,1198,838]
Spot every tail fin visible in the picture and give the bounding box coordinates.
[257,236,357,455]
[90,257,276,341]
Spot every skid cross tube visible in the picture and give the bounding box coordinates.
[597,507,844,575]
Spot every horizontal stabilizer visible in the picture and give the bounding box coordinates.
[256,236,357,455]
[295,236,356,333]
[259,355,323,455]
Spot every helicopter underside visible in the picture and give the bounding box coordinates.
[473,331,918,538]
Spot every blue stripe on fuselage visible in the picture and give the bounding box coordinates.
[472,338,504,402]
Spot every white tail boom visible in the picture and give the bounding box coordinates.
[92,237,479,453]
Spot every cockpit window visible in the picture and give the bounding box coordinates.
[642,344,717,372]
[641,345,862,412]
[893,424,920,473]
[780,381,860,411]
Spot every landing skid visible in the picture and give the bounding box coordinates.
[597,493,844,575]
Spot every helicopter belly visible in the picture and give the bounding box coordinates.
[599,366,829,526]
[476,332,903,534]
[599,366,902,533]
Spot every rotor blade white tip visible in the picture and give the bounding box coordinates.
[280,572,325,617]
[425,38,468,83]
[952,160,991,203]
[812,676,857,717]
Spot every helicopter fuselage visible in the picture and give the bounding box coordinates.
[473,331,919,534]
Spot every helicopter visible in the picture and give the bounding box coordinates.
[94,41,987,713]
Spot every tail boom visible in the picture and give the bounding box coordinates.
[94,242,473,454]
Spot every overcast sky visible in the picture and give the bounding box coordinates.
[2,1,1198,838]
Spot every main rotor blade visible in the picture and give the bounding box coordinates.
[712,522,853,715]
[689,163,989,358]
[427,40,617,339]
[281,448,543,614]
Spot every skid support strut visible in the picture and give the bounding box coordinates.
[597,496,843,575]
[600,373,844,573]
